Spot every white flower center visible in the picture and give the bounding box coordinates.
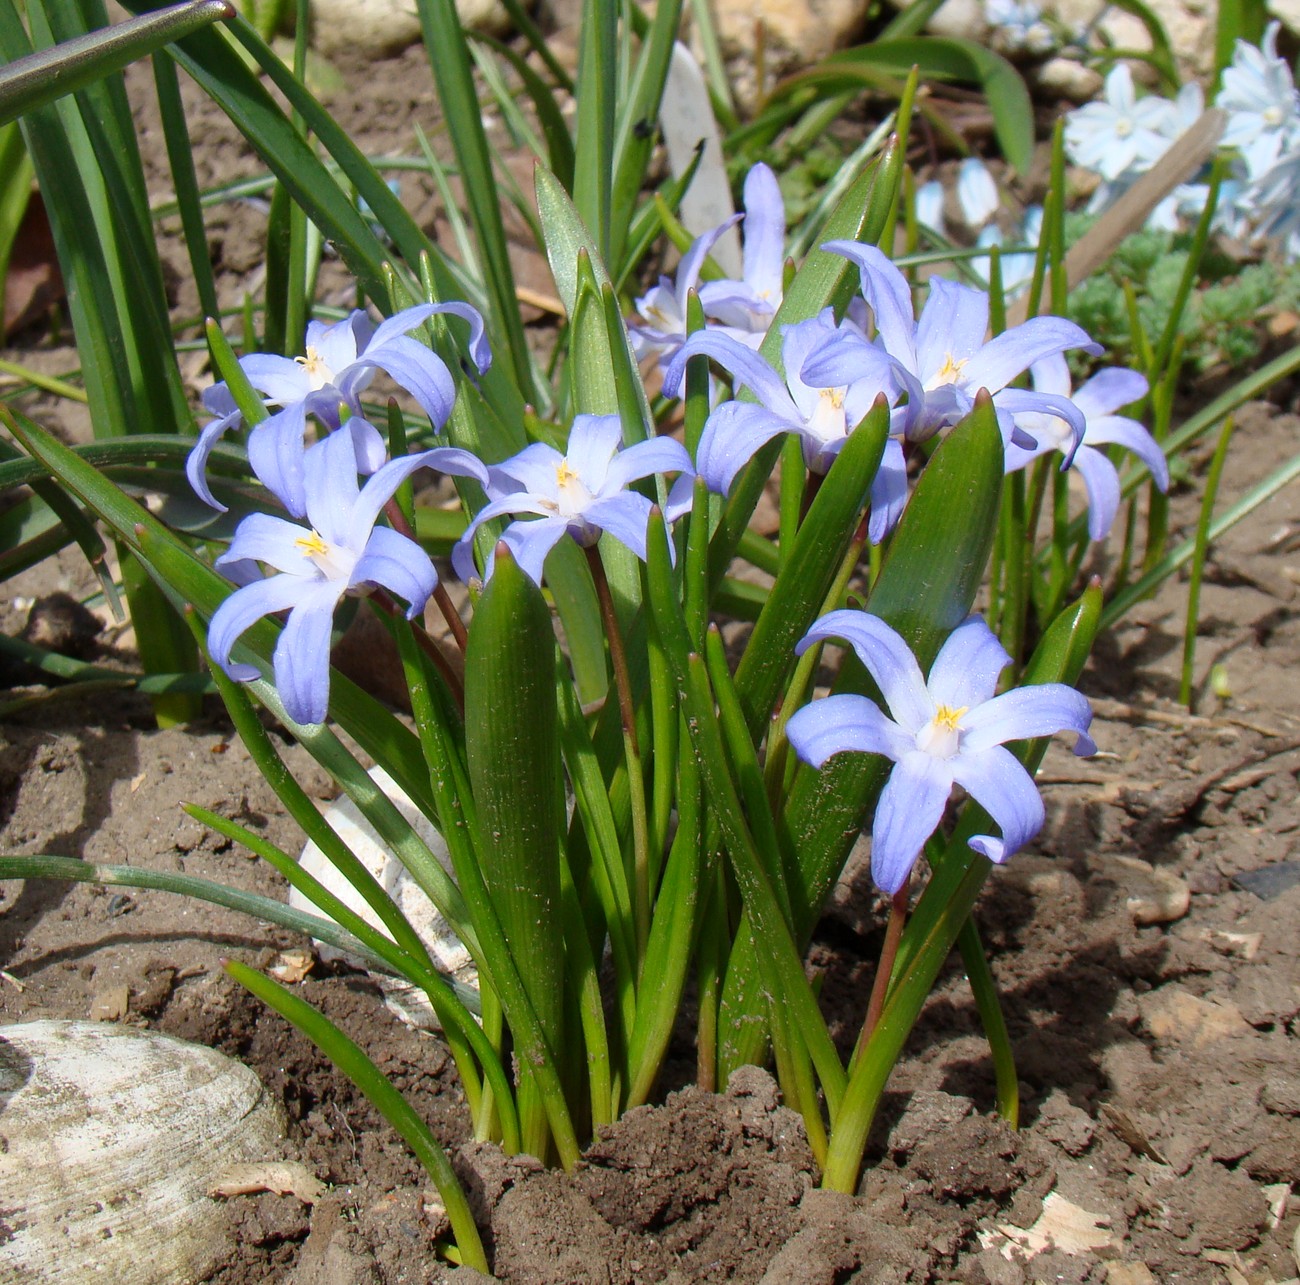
[916,703,968,759]
[808,386,848,444]
[295,345,336,392]
[1263,105,1284,126]
[929,353,968,388]
[543,458,594,519]
[1114,117,1134,139]
[294,529,356,581]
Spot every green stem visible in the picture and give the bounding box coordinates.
[1180,413,1235,708]
[957,916,1018,1126]
[587,543,651,959]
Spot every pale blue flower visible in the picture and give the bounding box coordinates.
[189,303,490,518]
[786,612,1095,893]
[208,427,489,726]
[1065,65,1177,181]
[1240,136,1300,250]
[915,179,946,238]
[630,214,743,370]
[697,162,787,345]
[662,309,904,536]
[451,414,693,587]
[984,0,1053,52]
[1006,354,1168,541]
[806,241,1101,446]
[957,158,1000,229]
[1217,21,1300,178]
[972,205,1043,296]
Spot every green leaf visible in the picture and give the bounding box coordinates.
[226,960,489,1273]
[775,39,1034,174]
[0,0,232,126]
[571,0,616,267]
[413,0,534,399]
[732,399,889,740]
[464,541,567,1159]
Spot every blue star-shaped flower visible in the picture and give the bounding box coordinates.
[188,303,489,517]
[786,612,1095,893]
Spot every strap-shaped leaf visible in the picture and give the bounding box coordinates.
[0,0,231,126]
[774,39,1034,174]
[731,399,889,740]
[464,542,568,1159]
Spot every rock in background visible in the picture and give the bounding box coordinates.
[310,0,508,57]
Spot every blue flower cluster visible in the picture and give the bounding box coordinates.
[188,193,1123,887]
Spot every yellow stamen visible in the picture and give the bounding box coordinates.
[932,354,968,386]
[933,703,968,731]
[555,459,579,489]
[294,530,331,559]
[295,345,324,375]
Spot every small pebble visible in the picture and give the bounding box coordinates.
[1232,861,1300,901]
[21,592,101,659]
[1096,856,1191,925]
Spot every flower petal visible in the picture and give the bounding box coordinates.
[344,416,389,475]
[871,751,954,893]
[1070,444,1122,541]
[186,408,243,511]
[926,616,1012,710]
[349,444,488,549]
[342,334,458,430]
[583,492,657,562]
[273,580,346,725]
[351,525,438,615]
[603,436,694,493]
[962,316,1102,393]
[960,683,1096,755]
[497,515,570,585]
[917,278,989,377]
[240,353,311,407]
[1084,415,1169,490]
[867,437,909,544]
[695,400,792,495]
[739,162,786,298]
[565,414,625,489]
[369,301,491,374]
[796,610,932,733]
[208,573,310,674]
[786,693,912,767]
[820,240,919,370]
[489,442,565,497]
[303,428,362,546]
[676,213,744,298]
[1072,366,1148,418]
[246,402,311,517]
[950,743,1044,863]
[662,330,798,417]
[311,311,367,373]
[993,387,1086,457]
[219,511,320,577]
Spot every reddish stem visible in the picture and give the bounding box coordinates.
[857,880,910,1062]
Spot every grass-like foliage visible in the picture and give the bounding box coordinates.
[0,0,1296,1270]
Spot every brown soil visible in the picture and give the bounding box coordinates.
[2,31,1300,1285]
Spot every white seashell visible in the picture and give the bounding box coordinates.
[0,1019,286,1285]
[292,766,478,1029]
